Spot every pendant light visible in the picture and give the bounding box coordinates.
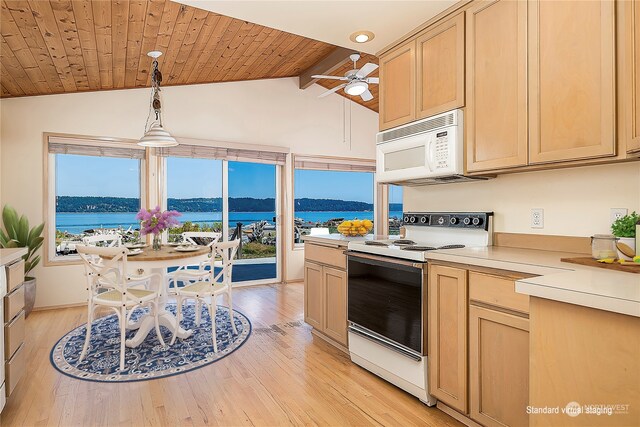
[138,51,178,147]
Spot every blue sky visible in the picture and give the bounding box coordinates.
[57,154,402,204]
[56,155,141,198]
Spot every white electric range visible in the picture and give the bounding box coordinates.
[346,212,493,405]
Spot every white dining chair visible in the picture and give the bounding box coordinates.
[167,231,223,301]
[76,245,165,371]
[170,239,240,352]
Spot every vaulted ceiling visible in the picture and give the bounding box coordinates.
[0,0,379,111]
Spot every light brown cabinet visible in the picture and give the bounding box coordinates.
[379,41,416,131]
[428,264,532,427]
[428,264,468,414]
[416,13,465,120]
[303,242,348,348]
[623,0,640,154]
[528,0,616,163]
[469,305,529,427]
[465,0,528,172]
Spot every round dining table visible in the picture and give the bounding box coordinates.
[123,245,211,348]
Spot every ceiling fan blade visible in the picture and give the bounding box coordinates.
[356,63,379,78]
[360,89,373,102]
[366,77,379,84]
[318,83,347,98]
[312,75,347,81]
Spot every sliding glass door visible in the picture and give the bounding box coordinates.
[228,161,278,282]
[164,157,280,284]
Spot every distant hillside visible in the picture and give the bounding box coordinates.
[56,196,379,213]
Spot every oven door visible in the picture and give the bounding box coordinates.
[347,252,426,357]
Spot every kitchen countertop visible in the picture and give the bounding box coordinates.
[0,247,27,266]
[301,233,377,247]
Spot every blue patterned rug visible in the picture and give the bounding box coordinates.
[50,303,251,383]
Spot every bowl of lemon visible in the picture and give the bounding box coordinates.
[337,219,373,237]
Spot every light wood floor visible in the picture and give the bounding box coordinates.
[0,283,462,427]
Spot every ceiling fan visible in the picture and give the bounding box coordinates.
[313,53,379,101]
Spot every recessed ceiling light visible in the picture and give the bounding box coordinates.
[350,31,375,44]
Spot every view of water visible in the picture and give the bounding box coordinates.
[56,211,405,234]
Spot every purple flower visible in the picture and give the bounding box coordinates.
[137,207,182,236]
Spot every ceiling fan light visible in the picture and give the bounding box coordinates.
[138,123,178,147]
[345,81,368,96]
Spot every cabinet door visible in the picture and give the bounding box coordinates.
[624,0,640,153]
[466,0,528,172]
[528,0,616,163]
[428,265,468,413]
[322,266,348,346]
[379,41,416,130]
[303,261,323,330]
[416,12,465,119]
[469,306,529,427]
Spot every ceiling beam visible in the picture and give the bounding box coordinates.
[298,46,353,90]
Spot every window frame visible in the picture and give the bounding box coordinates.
[43,133,148,266]
[291,154,383,248]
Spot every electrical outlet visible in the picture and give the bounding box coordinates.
[611,208,628,224]
[531,208,544,229]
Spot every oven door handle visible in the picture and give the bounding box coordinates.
[346,250,425,269]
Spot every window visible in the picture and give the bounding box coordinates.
[293,156,376,244]
[46,135,145,262]
[166,157,223,242]
[388,185,403,235]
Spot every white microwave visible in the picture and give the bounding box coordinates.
[376,109,487,186]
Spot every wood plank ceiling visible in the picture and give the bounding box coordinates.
[0,0,379,111]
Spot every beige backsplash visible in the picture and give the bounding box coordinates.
[404,162,640,237]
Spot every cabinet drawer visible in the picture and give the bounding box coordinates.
[5,285,25,322]
[304,243,346,270]
[469,271,529,314]
[5,310,25,359]
[6,342,25,396]
[6,259,25,293]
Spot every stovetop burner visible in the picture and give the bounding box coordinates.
[364,241,389,247]
[392,239,416,246]
[402,245,437,251]
[438,244,466,250]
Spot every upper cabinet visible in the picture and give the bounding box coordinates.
[379,13,465,131]
[466,0,528,172]
[624,0,640,154]
[416,13,465,120]
[528,0,616,163]
[379,41,416,131]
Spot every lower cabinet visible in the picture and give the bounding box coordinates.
[303,257,348,348]
[469,305,530,427]
[4,258,26,400]
[428,264,468,414]
[428,263,531,427]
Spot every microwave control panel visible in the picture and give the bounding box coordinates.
[433,131,451,170]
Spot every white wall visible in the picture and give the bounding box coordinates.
[0,77,378,309]
[405,162,640,236]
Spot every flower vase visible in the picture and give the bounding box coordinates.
[152,233,162,251]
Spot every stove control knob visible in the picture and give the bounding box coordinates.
[409,216,417,224]
[403,216,410,223]
[449,217,458,225]
[437,216,445,225]
[420,216,428,224]
[472,217,482,226]
[463,217,471,225]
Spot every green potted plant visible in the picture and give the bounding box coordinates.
[611,211,639,261]
[0,205,44,317]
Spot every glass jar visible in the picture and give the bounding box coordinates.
[591,234,618,259]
